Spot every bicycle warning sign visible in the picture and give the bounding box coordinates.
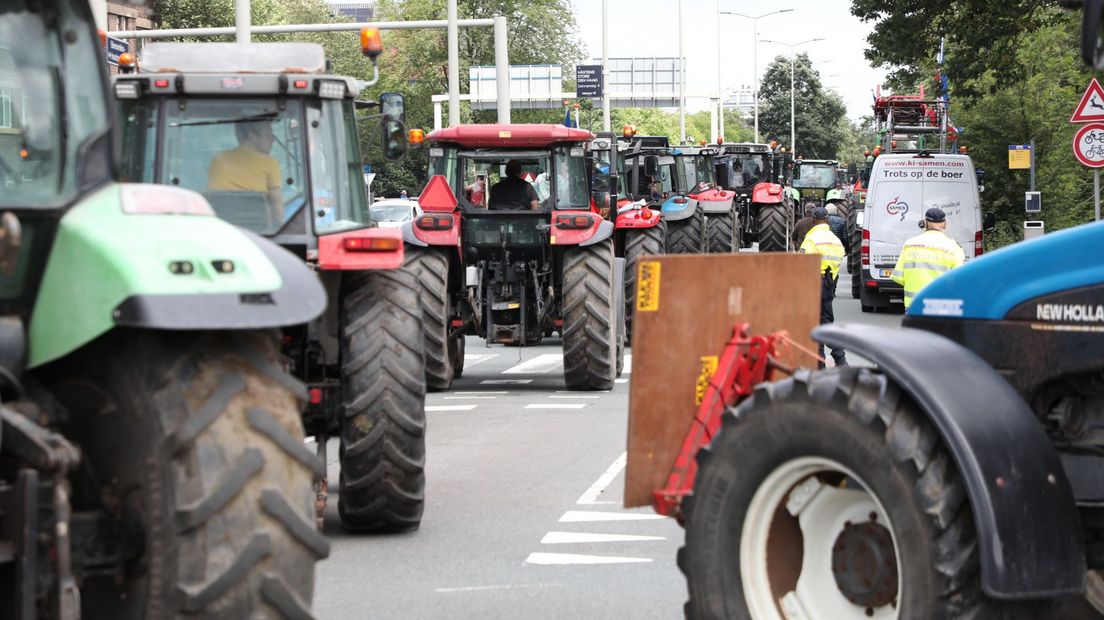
[1074,122,1104,168]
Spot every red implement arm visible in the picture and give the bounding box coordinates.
[652,324,796,519]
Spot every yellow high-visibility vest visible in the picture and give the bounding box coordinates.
[799,223,844,278]
[891,229,966,308]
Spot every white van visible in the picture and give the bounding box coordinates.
[858,153,988,312]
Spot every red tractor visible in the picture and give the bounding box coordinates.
[403,124,624,391]
[591,131,666,342]
[676,146,738,253]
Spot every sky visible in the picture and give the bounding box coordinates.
[569,0,890,123]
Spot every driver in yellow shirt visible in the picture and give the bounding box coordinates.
[208,121,283,224]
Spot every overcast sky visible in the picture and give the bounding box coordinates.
[569,0,892,122]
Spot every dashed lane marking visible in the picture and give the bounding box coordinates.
[615,378,630,384]
[443,396,498,400]
[577,452,626,505]
[525,552,652,565]
[462,353,499,369]
[540,531,665,544]
[524,403,588,410]
[503,354,564,375]
[435,583,563,593]
[549,395,600,399]
[425,405,478,412]
[481,379,534,385]
[558,510,668,523]
[623,354,632,374]
[456,391,509,395]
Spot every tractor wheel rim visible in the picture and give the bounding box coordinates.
[740,456,901,620]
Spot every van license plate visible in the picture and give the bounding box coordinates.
[879,269,893,278]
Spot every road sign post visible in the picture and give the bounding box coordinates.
[1073,122,1104,221]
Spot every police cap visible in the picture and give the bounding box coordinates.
[925,207,946,222]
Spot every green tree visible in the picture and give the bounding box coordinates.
[850,0,1059,99]
[758,53,847,159]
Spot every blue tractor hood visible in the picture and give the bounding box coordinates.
[910,220,1104,320]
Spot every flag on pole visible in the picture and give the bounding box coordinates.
[563,106,576,128]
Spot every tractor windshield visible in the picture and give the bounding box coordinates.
[440,145,589,210]
[793,163,837,189]
[723,153,770,189]
[119,97,370,235]
[0,0,112,208]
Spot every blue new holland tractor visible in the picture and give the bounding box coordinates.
[678,7,1104,619]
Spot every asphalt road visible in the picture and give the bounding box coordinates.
[312,262,903,619]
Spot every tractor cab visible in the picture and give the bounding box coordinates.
[114,42,408,251]
[715,143,773,195]
[791,158,839,208]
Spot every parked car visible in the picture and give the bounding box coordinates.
[372,198,423,227]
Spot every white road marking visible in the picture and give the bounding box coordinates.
[425,405,478,412]
[443,396,497,400]
[525,552,652,565]
[615,378,630,384]
[623,354,632,374]
[463,353,499,368]
[555,390,609,394]
[540,531,665,544]
[548,395,600,399]
[481,379,533,385]
[435,582,562,593]
[455,391,509,395]
[558,510,668,523]
[577,452,627,505]
[503,353,564,374]
[524,403,587,410]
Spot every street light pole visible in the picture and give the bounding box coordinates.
[716,0,723,142]
[760,37,824,154]
[721,9,793,144]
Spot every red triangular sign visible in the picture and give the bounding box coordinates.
[418,175,458,212]
[1071,78,1104,123]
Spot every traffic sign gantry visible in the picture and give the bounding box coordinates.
[1073,122,1104,168]
[1071,78,1104,123]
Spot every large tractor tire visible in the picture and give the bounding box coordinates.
[849,207,863,299]
[403,246,453,391]
[623,222,666,345]
[680,367,1054,620]
[562,239,616,391]
[52,330,326,619]
[667,208,704,254]
[756,203,787,252]
[706,210,737,254]
[339,269,427,532]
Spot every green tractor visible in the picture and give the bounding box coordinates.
[0,0,328,617]
[791,158,840,214]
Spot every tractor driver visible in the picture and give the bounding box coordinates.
[208,120,284,224]
[489,159,540,210]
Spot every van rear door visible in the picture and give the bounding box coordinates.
[866,160,923,283]
[914,157,980,261]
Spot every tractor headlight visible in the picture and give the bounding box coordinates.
[318,80,347,99]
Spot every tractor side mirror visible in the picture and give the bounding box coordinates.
[380,92,405,125]
[644,155,659,177]
[983,211,997,232]
[381,119,407,162]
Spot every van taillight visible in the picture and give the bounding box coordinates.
[861,228,870,266]
[975,231,983,256]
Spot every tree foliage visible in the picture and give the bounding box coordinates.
[757,53,848,159]
[851,0,1058,99]
[853,2,1098,242]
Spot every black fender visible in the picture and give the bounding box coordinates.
[813,324,1085,600]
[580,219,615,247]
[113,231,327,330]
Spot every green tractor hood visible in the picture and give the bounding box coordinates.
[28,184,325,367]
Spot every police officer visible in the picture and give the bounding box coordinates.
[799,207,847,367]
[891,207,965,310]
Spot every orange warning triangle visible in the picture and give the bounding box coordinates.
[418,174,458,212]
[1071,78,1104,122]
